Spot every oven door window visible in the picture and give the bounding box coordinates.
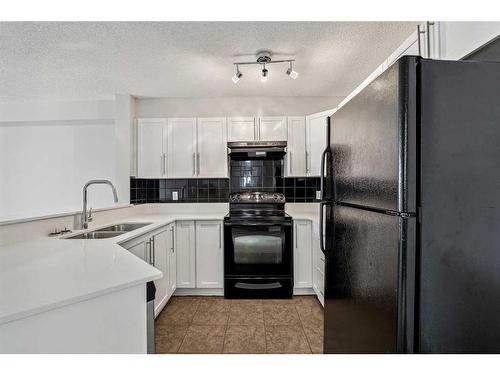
[226,224,292,276]
[234,233,283,265]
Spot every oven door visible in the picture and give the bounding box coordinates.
[224,221,292,277]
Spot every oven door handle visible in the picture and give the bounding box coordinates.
[224,221,292,227]
[235,282,282,290]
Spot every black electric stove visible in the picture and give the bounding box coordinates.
[224,192,293,299]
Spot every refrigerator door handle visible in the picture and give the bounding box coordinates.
[319,201,327,253]
[319,149,328,200]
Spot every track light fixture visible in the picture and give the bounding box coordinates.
[232,64,242,83]
[261,64,268,83]
[286,61,299,80]
[232,51,298,83]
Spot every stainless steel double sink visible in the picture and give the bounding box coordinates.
[66,222,152,239]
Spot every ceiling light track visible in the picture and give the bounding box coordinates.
[232,51,299,83]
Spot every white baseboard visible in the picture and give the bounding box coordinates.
[172,288,315,297]
[293,288,315,295]
[174,288,224,296]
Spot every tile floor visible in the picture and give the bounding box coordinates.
[155,296,324,354]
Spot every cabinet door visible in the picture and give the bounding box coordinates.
[227,117,256,141]
[124,238,147,261]
[286,116,307,176]
[137,119,166,178]
[294,220,313,288]
[306,113,329,176]
[152,229,169,315]
[167,223,177,295]
[176,220,196,288]
[258,116,287,141]
[195,221,223,288]
[166,118,197,178]
[197,118,228,177]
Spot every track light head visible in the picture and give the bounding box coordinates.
[261,66,268,83]
[232,65,242,83]
[286,62,299,79]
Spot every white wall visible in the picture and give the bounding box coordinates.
[0,99,123,222]
[135,96,343,118]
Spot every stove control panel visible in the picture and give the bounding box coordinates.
[230,192,285,203]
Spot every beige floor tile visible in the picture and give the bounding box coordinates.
[192,297,230,325]
[223,325,266,354]
[178,325,226,354]
[263,302,301,325]
[265,325,312,354]
[156,302,198,325]
[228,300,264,325]
[155,324,189,354]
[295,303,324,327]
[302,323,324,354]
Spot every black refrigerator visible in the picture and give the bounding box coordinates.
[320,56,500,353]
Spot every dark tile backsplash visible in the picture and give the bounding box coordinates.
[130,176,320,204]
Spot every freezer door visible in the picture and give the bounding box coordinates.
[330,56,418,213]
[324,204,416,353]
[419,59,500,353]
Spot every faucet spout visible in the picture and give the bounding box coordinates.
[80,180,119,229]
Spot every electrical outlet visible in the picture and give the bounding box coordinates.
[172,191,178,201]
[316,190,322,200]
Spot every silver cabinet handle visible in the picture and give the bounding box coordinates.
[289,151,293,174]
[253,123,256,140]
[146,238,152,264]
[295,223,298,248]
[192,152,196,176]
[305,151,309,173]
[151,237,155,266]
[218,223,222,249]
[170,226,175,253]
[426,21,434,58]
[162,153,167,175]
[197,152,201,176]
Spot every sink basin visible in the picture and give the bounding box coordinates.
[67,231,127,239]
[95,223,152,232]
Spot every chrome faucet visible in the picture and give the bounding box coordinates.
[80,180,118,229]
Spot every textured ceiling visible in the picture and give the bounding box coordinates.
[0,22,417,101]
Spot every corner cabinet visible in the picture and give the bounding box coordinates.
[120,222,177,317]
[195,221,224,288]
[293,220,313,290]
[306,111,332,176]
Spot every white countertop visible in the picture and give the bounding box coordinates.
[0,208,316,325]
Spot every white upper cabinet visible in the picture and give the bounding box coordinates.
[166,118,197,178]
[286,116,307,176]
[176,220,196,288]
[227,117,256,141]
[306,111,331,176]
[258,116,287,141]
[197,118,228,178]
[294,220,313,289]
[195,221,223,289]
[437,22,500,60]
[137,119,166,178]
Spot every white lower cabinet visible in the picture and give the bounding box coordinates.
[120,223,177,316]
[294,220,313,289]
[176,221,196,288]
[312,229,325,307]
[195,221,224,288]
